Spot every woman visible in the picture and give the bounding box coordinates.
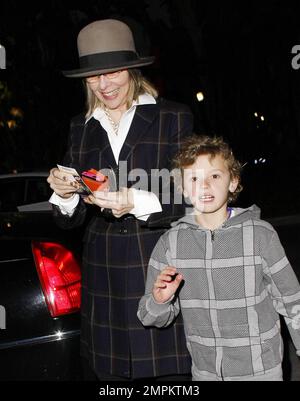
[47,19,193,380]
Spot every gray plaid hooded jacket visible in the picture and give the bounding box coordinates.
[138,205,300,380]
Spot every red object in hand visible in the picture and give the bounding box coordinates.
[82,169,109,192]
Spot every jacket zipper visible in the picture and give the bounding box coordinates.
[210,229,224,380]
[220,363,224,381]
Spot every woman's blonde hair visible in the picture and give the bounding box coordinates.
[84,69,158,118]
[173,135,243,203]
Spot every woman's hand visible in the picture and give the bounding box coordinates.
[152,267,183,304]
[47,168,80,199]
[84,187,134,218]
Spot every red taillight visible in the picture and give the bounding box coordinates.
[32,241,81,317]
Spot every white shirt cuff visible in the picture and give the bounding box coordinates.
[130,189,162,221]
[49,192,80,216]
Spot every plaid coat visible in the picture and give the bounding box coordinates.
[53,98,193,378]
[138,205,300,380]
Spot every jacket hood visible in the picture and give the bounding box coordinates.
[171,204,261,229]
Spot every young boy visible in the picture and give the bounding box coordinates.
[137,135,300,381]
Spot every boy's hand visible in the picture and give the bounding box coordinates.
[152,267,183,304]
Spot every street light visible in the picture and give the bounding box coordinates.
[196,91,204,102]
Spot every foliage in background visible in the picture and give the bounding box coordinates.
[0,81,23,172]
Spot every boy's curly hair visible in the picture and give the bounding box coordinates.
[173,135,243,203]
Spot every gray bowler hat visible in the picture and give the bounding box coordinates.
[63,19,155,78]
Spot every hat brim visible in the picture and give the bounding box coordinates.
[62,57,155,78]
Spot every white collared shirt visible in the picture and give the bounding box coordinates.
[86,92,156,163]
[49,93,162,221]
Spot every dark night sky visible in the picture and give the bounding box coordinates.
[1,0,300,216]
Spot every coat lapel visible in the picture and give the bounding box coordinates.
[118,104,159,162]
[85,103,159,168]
[86,117,117,168]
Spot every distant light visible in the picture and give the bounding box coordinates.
[254,112,258,117]
[7,120,17,129]
[196,92,204,102]
[254,158,267,165]
[56,331,63,341]
[260,116,265,121]
[10,107,23,118]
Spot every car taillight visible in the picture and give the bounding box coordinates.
[32,241,81,317]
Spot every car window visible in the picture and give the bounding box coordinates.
[25,178,51,204]
[0,179,26,212]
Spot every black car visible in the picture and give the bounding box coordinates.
[0,172,84,380]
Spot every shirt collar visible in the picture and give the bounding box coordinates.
[85,93,157,124]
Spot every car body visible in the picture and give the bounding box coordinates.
[0,172,84,380]
[0,172,53,213]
